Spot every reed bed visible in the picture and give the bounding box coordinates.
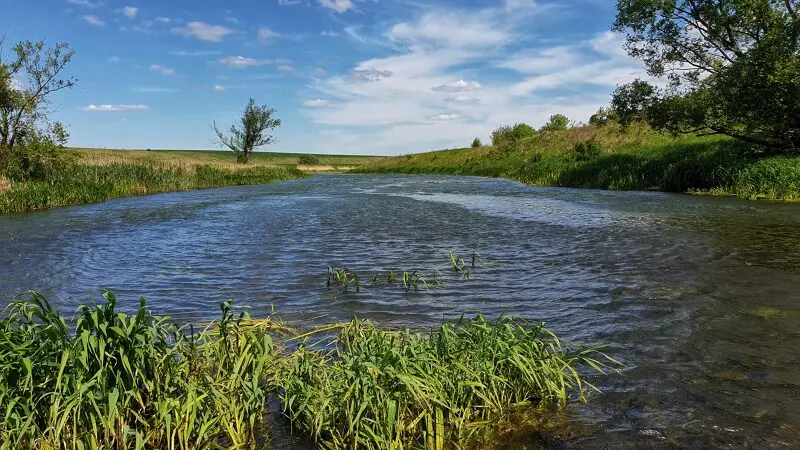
[0,290,617,449]
[0,163,305,213]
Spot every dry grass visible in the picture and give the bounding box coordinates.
[297,164,358,172]
[0,177,9,193]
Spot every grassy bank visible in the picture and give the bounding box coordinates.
[355,124,800,201]
[0,290,614,449]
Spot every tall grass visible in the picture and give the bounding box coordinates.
[0,290,284,449]
[0,291,617,449]
[281,316,614,449]
[0,162,305,213]
[354,124,800,201]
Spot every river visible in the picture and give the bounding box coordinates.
[1,174,799,447]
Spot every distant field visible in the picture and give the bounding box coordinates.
[71,148,382,169]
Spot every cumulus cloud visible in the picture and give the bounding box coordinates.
[350,69,393,81]
[303,99,332,107]
[258,27,281,43]
[81,15,104,26]
[122,6,137,18]
[149,64,175,75]
[219,56,271,68]
[172,22,233,42]
[81,104,150,112]
[320,0,353,13]
[213,85,226,92]
[431,80,482,92]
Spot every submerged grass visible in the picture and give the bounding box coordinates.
[354,124,800,201]
[0,290,617,449]
[0,163,305,213]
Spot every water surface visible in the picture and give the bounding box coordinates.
[2,174,799,447]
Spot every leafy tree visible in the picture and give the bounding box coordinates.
[491,123,536,147]
[212,98,281,164]
[610,80,657,127]
[471,137,482,148]
[613,0,800,150]
[589,106,618,127]
[540,114,570,132]
[0,39,76,179]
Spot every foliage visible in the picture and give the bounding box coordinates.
[589,107,618,127]
[280,315,614,449]
[471,137,482,148]
[610,79,657,127]
[212,98,281,164]
[0,291,282,449]
[540,114,570,132]
[491,123,536,147]
[613,0,800,150]
[0,39,76,180]
[572,140,604,161]
[298,154,322,165]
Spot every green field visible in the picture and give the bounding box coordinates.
[354,124,800,201]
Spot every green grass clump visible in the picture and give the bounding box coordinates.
[354,124,800,201]
[0,163,305,213]
[0,291,283,449]
[280,316,614,449]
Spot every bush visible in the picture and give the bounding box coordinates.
[491,123,536,147]
[572,140,604,161]
[540,114,570,132]
[471,137,482,148]
[0,132,76,182]
[298,154,322,165]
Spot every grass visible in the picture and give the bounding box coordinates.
[0,289,616,449]
[354,123,800,201]
[0,163,305,213]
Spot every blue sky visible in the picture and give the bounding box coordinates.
[4,0,649,155]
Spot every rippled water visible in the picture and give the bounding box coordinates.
[2,174,800,447]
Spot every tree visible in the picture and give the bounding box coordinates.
[610,79,657,127]
[0,39,76,179]
[471,137,482,148]
[613,0,800,150]
[589,106,618,127]
[212,98,281,164]
[491,123,536,147]
[540,114,570,132]
[298,154,321,165]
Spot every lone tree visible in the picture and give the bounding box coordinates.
[540,114,570,132]
[212,98,280,164]
[471,137,482,148]
[613,0,800,150]
[0,39,76,179]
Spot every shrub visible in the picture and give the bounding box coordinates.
[540,114,570,132]
[298,154,322,165]
[471,137,482,148]
[491,123,536,147]
[573,140,604,161]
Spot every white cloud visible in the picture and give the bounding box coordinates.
[429,114,462,121]
[155,17,171,23]
[219,56,271,68]
[136,87,178,93]
[109,56,120,62]
[444,96,480,103]
[320,0,353,13]
[321,30,339,37]
[225,17,240,24]
[277,65,296,73]
[149,64,175,75]
[279,0,303,5]
[122,6,137,18]
[213,85,226,92]
[168,50,222,57]
[314,67,326,77]
[81,15,104,26]
[350,69,393,81]
[172,22,233,42]
[303,99,332,107]
[66,0,99,7]
[10,76,23,91]
[431,79,482,92]
[258,27,281,43]
[81,104,150,112]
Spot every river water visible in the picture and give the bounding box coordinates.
[1,174,799,447]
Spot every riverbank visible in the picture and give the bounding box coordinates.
[0,149,380,213]
[354,124,800,201]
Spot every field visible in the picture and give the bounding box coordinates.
[354,124,800,201]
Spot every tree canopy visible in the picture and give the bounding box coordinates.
[212,98,281,164]
[613,0,800,150]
